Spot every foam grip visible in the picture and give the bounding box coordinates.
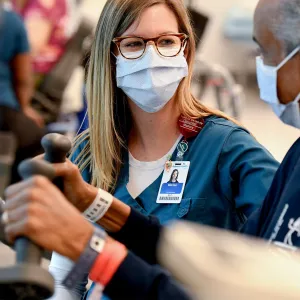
[18,159,56,181]
[42,133,72,192]
[41,133,72,164]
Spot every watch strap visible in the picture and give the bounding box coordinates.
[63,226,107,289]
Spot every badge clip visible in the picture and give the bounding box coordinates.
[176,140,189,161]
[165,154,173,172]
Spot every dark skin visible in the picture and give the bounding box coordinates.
[253,0,300,106]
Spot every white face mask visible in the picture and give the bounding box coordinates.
[256,46,300,128]
[116,46,188,113]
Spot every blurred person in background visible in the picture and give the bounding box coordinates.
[11,0,73,86]
[0,0,45,183]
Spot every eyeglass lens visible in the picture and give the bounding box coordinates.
[119,35,182,59]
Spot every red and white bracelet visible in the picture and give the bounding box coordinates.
[88,240,127,299]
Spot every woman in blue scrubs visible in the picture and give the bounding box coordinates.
[47,0,279,298]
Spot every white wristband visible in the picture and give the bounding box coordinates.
[83,189,113,223]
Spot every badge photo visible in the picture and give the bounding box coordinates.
[157,161,190,204]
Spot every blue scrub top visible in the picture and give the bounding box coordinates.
[76,115,279,229]
[0,8,29,110]
[72,115,279,299]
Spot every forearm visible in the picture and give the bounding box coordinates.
[78,186,162,265]
[78,185,131,233]
[11,53,34,109]
[14,81,33,109]
[98,197,131,233]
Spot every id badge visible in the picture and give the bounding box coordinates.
[156,161,190,204]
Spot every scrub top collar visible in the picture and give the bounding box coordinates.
[118,135,186,186]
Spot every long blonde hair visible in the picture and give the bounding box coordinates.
[72,0,238,192]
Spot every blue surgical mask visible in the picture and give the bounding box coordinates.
[256,46,300,128]
[116,46,188,113]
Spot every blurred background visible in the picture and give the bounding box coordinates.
[0,0,299,266]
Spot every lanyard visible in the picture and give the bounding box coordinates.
[175,115,205,161]
[165,115,205,171]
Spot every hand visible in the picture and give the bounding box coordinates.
[2,176,94,261]
[34,156,98,212]
[24,106,44,128]
[49,160,131,232]
[30,156,130,233]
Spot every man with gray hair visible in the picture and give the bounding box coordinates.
[240,0,300,249]
[254,0,300,128]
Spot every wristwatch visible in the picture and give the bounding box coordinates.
[63,226,107,289]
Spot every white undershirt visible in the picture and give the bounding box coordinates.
[127,135,183,199]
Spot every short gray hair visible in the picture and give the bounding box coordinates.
[272,0,300,55]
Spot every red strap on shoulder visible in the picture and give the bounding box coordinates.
[178,115,205,139]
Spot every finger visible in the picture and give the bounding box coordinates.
[3,186,46,211]
[3,204,36,225]
[5,176,50,200]
[3,189,31,211]
[32,154,45,161]
[1,210,9,225]
[7,183,67,214]
[5,179,34,199]
[0,198,5,213]
[51,159,75,178]
[4,217,30,244]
